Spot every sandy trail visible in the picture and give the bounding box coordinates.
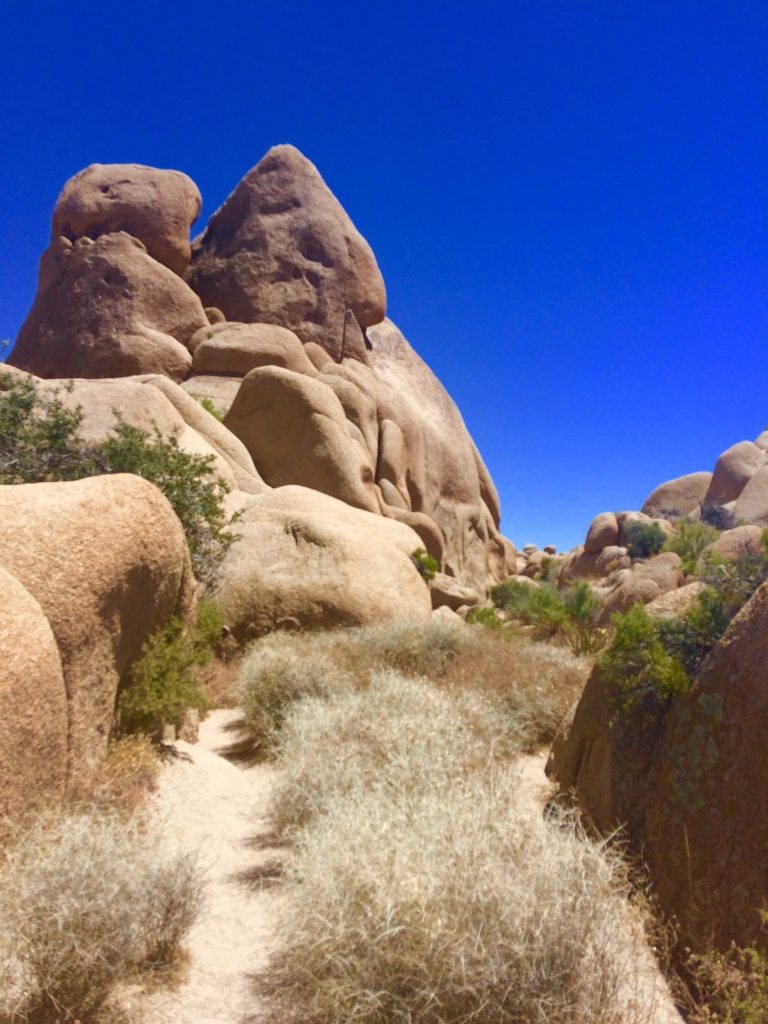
[123,716,681,1024]
[124,709,282,1024]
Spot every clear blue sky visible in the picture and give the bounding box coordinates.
[1,1,765,550]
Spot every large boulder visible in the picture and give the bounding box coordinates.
[0,567,68,823]
[702,524,765,564]
[186,145,386,359]
[583,512,619,554]
[704,441,766,506]
[224,365,380,513]
[214,485,431,637]
[10,233,208,380]
[641,471,712,520]
[0,475,196,777]
[52,163,202,276]
[550,580,768,949]
[190,320,316,376]
[733,466,768,527]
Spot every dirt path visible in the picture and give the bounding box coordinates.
[123,710,282,1024]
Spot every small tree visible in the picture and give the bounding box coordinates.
[624,520,667,560]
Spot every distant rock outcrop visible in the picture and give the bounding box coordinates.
[186,145,386,359]
[9,147,509,594]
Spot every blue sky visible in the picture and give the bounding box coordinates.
[1,1,765,550]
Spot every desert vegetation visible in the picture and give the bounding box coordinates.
[0,809,202,1023]
[0,373,237,581]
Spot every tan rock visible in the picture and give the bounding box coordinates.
[705,441,767,505]
[642,471,712,519]
[430,572,481,611]
[561,545,630,583]
[754,428,768,451]
[431,605,465,626]
[223,365,379,513]
[52,162,202,276]
[0,567,68,823]
[190,321,316,376]
[10,233,207,380]
[214,485,430,638]
[598,552,683,622]
[584,512,619,554]
[181,374,242,419]
[645,581,705,620]
[0,475,196,776]
[733,466,768,527]
[187,145,386,359]
[703,524,765,563]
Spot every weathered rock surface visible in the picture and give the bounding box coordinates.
[0,567,68,823]
[10,233,207,380]
[705,441,766,506]
[702,524,765,564]
[214,485,431,637]
[187,145,386,359]
[181,374,242,418]
[584,512,620,554]
[190,321,316,376]
[733,465,768,527]
[0,475,196,778]
[597,552,683,622]
[52,163,202,276]
[642,471,712,520]
[550,580,768,949]
[645,581,705,620]
[429,572,481,611]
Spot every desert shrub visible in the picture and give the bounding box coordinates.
[490,578,604,653]
[410,546,438,581]
[0,374,236,581]
[264,768,655,1024]
[664,520,720,575]
[677,941,768,1024]
[0,810,202,1023]
[240,632,352,754]
[270,671,511,836]
[599,604,690,712]
[700,502,736,531]
[74,734,162,814]
[561,578,605,654]
[117,602,220,738]
[465,604,505,630]
[199,396,224,421]
[324,617,479,678]
[625,520,667,560]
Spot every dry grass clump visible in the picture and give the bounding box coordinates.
[0,809,203,1023]
[270,670,512,836]
[264,768,655,1024]
[240,631,352,754]
[441,636,591,749]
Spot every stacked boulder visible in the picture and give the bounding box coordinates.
[9,145,514,636]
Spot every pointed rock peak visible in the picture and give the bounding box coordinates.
[186,144,386,359]
[340,309,370,364]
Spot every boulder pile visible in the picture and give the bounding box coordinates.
[10,146,514,614]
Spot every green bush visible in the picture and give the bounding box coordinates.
[680,939,768,1024]
[663,520,720,575]
[465,606,505,630]
[561,579,605,654]
[0,374,237,582]
[624,520,667,560]
[410,547,438,581]
[199,396,225,421]
[490,578,604,653]
[117,601,220,738]
[598,604,690,712]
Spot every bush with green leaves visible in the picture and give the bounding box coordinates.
[465,605,505,630]
[624,520,667,560]
[199,396,225,421]
[0,373,237,581]
[489,578,603,653]
[117,599,222,738]
[663,520,720,575]
[410,547,438,581]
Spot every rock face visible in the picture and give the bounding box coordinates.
[214,485,431,638]
[550,580,768,949]
[52,163,202,276]
[190,321,316,376]
[0,475,196,778]
[10,233,207,380]
[705,441,766,506]
[641,471,712,519]
[733,466,768,527]
[597,552,683,622]
[186,145,386,359]
[0,567,68,824]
